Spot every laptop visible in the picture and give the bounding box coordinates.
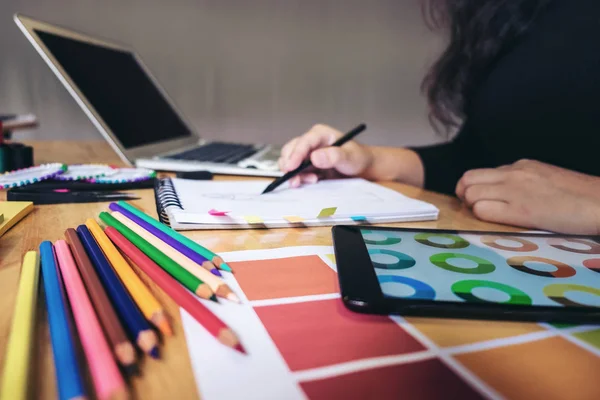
[14,14,283,177]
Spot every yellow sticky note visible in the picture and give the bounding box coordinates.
[284,216,304,223]
[244,216,264,224]
[317,207,337,218]
[0,201,34,238]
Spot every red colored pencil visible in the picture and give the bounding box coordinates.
[104,226,245,354]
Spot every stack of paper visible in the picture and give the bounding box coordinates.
[163,178,439,230]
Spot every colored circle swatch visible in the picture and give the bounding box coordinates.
[544,284,600,307]
[452,280,532,305]
[480,235,539,252]
[369,249,416,270]
[430,253,495,274]
[506,256,576,278]
[362,230,402,245]
[583,259,600,274]
[378,275,436,300]
[548,238,600,255]
[415,233,469,249]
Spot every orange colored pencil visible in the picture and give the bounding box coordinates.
[86,218,172,337]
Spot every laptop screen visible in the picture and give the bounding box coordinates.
[35,30,194,149]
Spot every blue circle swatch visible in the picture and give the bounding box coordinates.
[369,249,416,270]
[378,275,436,300]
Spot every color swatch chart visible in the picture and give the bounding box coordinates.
[362,230,600,307]
[181,246,600,400]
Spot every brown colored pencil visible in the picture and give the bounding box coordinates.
[64,228,138,376]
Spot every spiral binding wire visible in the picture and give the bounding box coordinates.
[153,178,183,226]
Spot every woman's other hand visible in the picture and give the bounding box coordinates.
[456,160,600,234]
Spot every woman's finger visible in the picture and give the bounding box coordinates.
[456,168,509,199]
[463,183,510,207]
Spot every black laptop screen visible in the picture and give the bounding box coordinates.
[35,30,193,149]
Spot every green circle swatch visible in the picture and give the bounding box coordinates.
[430,253,495,274]
[415,233,470,249]
[452,280,532,305]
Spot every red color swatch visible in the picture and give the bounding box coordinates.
[229,255,338,300]
[254,299,424,371]
[300,359,483,400]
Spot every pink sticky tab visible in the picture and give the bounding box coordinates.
[208,209,230,216]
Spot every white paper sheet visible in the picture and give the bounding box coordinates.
[168,178,438,228]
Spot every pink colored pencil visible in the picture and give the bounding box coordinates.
[54,240,128,400]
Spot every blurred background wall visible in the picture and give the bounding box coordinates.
[0,0,443,148]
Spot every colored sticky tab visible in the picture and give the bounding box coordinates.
[317,207,337,218]
[208,209,230,216]
[284,216,305,223]
[351,216,366,222]
[244,216,264,224]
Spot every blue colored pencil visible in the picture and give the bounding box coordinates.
[39,241,87,400]
[76,225,160,359]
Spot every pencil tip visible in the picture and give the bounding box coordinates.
[210,295,219,303]
[234,343,247,354]
[158,320,173,337]
[227,293,242,304]
[124,363,140,376]
[212,268,223,277]
[219,263,233,273]
[149,347,160,359]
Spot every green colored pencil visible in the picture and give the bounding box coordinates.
[118,201,233,272]
[98,212,217,302]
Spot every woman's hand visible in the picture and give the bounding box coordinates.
[278,124,375,188]
[456,160,600,234]
[278,124,426,188]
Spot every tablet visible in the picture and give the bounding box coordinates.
[332,226,600,323]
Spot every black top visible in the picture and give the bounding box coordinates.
[413,0,600,195]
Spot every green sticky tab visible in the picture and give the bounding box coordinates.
[317,207,337,218]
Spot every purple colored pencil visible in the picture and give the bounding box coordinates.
[108,203,222,277]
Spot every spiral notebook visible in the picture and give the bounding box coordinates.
[154,177,439,230]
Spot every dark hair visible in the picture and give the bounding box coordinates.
[422,0,552,134]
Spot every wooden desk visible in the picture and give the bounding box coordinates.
[0,141,516,399]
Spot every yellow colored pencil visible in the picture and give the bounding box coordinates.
[86,218,172,337]
[0,251,40,400]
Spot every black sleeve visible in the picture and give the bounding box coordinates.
[411,122,486,196]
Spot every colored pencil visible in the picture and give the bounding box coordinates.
[0,251,40,400]
[109,203,222,277]
[112,211,240,303]
[54,241,128,400]
[39,242,87,400]
[86,218,172,336]
[64,229,138,375]
[99,212,216,302]
[77,225,160,359]
[105,227,245,354]
[117,201,232,272]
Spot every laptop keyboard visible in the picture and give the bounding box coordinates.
[165,142,260,164]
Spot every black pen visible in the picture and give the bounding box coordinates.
[7,191,140,204]
[261,123,367,194]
